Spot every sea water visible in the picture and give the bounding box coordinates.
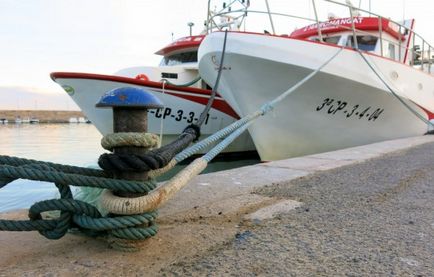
[0,124,259,212]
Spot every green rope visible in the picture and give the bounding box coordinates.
[0,153,159,243]
[0,155,108,178]
[0,165,156,193]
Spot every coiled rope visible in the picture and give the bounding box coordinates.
[0,133,159,252]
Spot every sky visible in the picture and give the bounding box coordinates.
[0,0,433,110]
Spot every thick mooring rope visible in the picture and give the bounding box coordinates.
[0,131,160,251]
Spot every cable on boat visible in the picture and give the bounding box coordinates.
[357,50,434,129]
[158,80,166,148]
[98,31,229,174]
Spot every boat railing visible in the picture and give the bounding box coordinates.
[325,0,433,73]
[205,0,433,74]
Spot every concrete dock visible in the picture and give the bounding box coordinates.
[1,136,434,276]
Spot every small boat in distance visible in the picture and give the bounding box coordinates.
[199,0,434,161]
[69,117,78,123]
[0,118,8,124]
[29,118,39,124]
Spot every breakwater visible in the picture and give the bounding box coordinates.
[0,110,85,123]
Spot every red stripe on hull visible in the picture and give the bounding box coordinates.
[51,72,239,119]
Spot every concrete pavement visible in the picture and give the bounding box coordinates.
[1,135,433,276]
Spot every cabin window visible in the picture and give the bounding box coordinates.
[323,36,341,45]
[347,35,378,51]
[387,43,396,60]
[159,51,197,66]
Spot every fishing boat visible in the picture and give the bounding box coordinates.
[198,0,434,161]
[69,117,78,123]
[29,118,39,124]
[21,118,31,124]
[51,21,255,154]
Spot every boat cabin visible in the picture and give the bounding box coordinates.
[155,35,204,67]
[290,17,420,67]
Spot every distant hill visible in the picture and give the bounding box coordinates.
[0,110,85,123]
[0,86,79,111]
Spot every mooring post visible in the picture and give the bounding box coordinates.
[96,87,163,183]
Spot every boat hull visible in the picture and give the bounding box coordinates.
[198,32,434,161]
[51,74,256,154]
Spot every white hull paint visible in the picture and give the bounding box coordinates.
[54,77,256,154]
[199,32,434,161]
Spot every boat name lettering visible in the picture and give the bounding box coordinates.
[303,17,364,32]
[315,98,384,121]
[152,107,210,125]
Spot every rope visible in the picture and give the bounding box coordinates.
[0,41,343,253]
[100,47,345,214]
[101,133,159,151]
[160,75,201,87]
[0,150,159,246]
[0,155,108,178]
[357,51,434,128]
[97,31,230,174]
[0,165,156,193]
[197,30,229,126]
[0,32,229,247]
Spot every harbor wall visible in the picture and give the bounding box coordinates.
[0,110,85,123]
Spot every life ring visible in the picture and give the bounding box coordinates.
[135,74,149,81]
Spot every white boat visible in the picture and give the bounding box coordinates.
[0,118,8,124]
[51,32,255,154]
[21,117,30,123]
[15,117,22,124]
[69,117,78,123]
[78,117,87,123]
[198,0,434,161]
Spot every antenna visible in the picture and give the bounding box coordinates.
[402,0,406,21]
[187,22,194,36]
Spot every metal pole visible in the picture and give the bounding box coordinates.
[349,5,359,50]
[398,26,402,62]
[312,0,323,42]
[421,40,425,71]
[188,22,194,36]
[206,0,211,33]
[412,31,416,66]
[264,0,276,35]
[378,17,383,57]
